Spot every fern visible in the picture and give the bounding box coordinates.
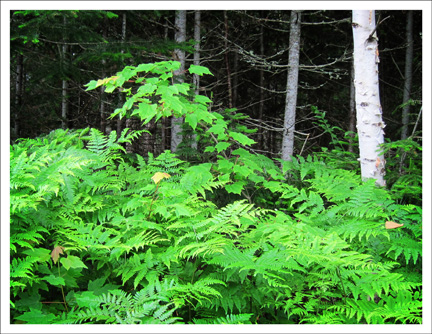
[63,288,181,324]
[192,313,253,324]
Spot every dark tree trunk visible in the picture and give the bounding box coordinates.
[401,10,414,140]
[224,11,233,109]
[13,53,24,140]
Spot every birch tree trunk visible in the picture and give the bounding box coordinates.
[171,10,186,153]
[281,10,301,161]
[352,10,386,186]
[401,10,414,140]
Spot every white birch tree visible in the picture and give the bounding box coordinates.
[352,10,386,186]
[281,10,301,161]
[171,10,186,152]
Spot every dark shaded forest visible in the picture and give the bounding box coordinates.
[10,10,422,155]
[7,8,427,328]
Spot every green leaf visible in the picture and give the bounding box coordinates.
[134,102,158,123]
[136,63,155,72]
[84,80,100,91]
[229,131,256,146]
[233,164,251,178]
[208,122,228,140]
[225,181,247,195]
[138,82,158,95]
[189,64,213,76]
[44,275,65,286]
[194,94,212,104]
[185,112,198,130]
[215,142,231,153]
[217,158,234,172]
[23,248,51,262]
[15,308,57,324]
[75,291,100,308]
[60,255,88,270]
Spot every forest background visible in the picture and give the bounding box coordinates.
[2,1,432,333]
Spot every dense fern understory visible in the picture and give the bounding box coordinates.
[10,127,422,325]
[10,61,422,325]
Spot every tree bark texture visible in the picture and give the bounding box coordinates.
[117,12,127,136]
[13,53,24,139]
[281,10,301,161]
[171,10,186,153]
[401,10,414,140]
[61,62,68,129]
[193,10,201,95]
[352,10,386,186]
[61,16,68,130]
[348,61,356,152]
[258,22,265,151]
[224,11,233,109]
[191,10,201,150]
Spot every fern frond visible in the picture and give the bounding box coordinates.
[192,313,253,324]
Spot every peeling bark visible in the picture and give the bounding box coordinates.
[352,10,386,186]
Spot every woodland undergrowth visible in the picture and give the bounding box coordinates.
[10,61,422,325]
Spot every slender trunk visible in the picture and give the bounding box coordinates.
[258,23,265,150]
[100,20,108,133]
[193,10,201,95]
[401,10,414,140]
[190,10,201,150]
[281,11,301,161]
[100,66,106,133]
[61,16,68,130]
[352,10,386,186]
[171,10,187,152]
[117,12,127,136]
[232,49,238,107]
[224,11,233,109]
[348,61,356,152]
[14,53,24,139]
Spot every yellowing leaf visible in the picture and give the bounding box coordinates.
[385,221,404,229]
[96,75,119,87]
[51,245,64,264]
[151,172,171,184]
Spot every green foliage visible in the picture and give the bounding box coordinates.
[10,61,421,325]
[380,138,422,205]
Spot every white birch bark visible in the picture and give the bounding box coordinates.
[171,10,186,152]
[281,10,301,161]
[352,10,386,186]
